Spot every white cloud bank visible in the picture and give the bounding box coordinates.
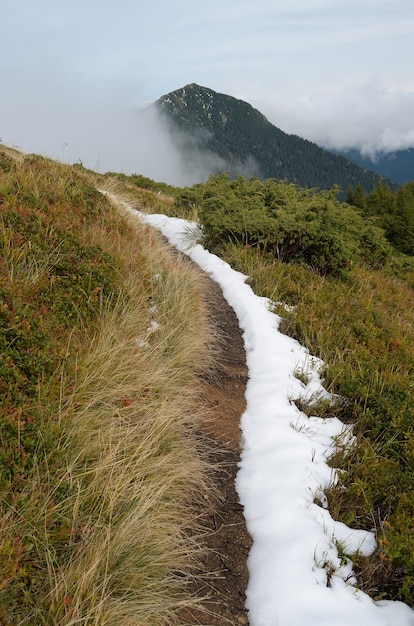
[1,0,414,182]
[259,81,414,158]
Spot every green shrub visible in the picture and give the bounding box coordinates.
[196,230,414,605]
[197,176,391,275]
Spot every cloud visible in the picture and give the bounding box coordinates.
[2,0,414,173]
[0,66,184,183]
[257,81,414,157]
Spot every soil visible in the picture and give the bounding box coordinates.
[153,233,252,625]
[189,276,252,625]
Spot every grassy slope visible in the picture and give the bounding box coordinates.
[99,171,414,606]
[2,145,413,621]
[199,239,414,605]
[0,149,213,625]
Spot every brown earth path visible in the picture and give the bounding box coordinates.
[186,267,253,625]
[111,196,253,623]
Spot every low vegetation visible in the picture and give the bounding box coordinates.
[0,149,213,624]
[2,147,413,621]
[346,182,414,256]
[167,173,414,605]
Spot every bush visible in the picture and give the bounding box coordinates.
[197,176,391,275]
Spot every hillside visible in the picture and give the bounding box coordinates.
[122,167,414,606]
[333,147,414,185]
[155,83,393,193]
[169,172,414,608]
[142,207,414,625]
[0,147,223,624]
[2,146,414,622]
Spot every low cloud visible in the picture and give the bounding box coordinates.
[1,74,220,186]
[136,109,263,185]
[259,81,414,158]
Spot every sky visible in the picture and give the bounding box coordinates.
[132,205,414,626]
[2,0,414,184]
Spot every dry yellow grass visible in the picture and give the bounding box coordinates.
[45,226,214,624]
[0,151,216,624]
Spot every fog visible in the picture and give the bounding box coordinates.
[258,81,414,159]
[1,74,262,187]
[2,0,414,185]
[1,82,207,186]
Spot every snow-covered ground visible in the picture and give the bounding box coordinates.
[135,209,414,626]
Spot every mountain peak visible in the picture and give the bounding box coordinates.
[157,83,264,125]
[155,85,393,191]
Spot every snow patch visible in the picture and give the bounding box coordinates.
[130,210,414,626]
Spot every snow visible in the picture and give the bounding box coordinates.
[132,210,414,626]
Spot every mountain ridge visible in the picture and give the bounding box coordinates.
[155,83,394,193]
[332,147,414,185]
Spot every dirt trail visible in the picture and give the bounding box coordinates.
[161,232,252,623]
[156,234,252,624]
[112,197,252,623]
[189,274,252,625]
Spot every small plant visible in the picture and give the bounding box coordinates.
[293,391,334,419]
[293,362,312,386]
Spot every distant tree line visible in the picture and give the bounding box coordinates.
[346,182,414,256]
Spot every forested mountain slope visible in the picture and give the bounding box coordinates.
[155,83,393,193]
[333,147,414,185]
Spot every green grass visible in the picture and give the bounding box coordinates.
[0,150,214,624]
[3,146,413,619]
[200,239,414,604]
[101,173,414,606]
